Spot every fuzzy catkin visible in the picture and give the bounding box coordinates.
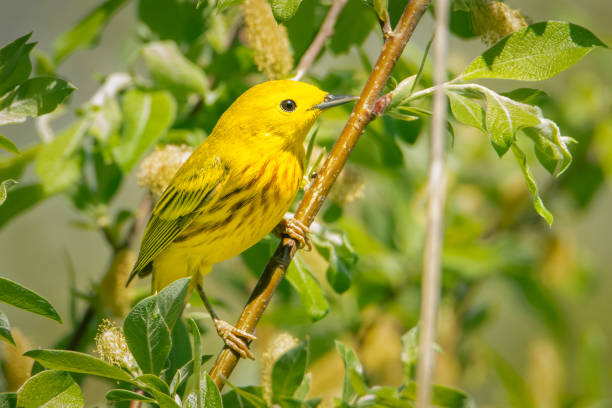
[242,0,293,79]
[94,319,137,371]
[470,0,527,46]
[138,144,194,197]
[1,329,34,391]
[99,249,136,317]
[261,333,299,405]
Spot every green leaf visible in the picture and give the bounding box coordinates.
[325,235,357,294]
[0,144,39,181]
[448,91,485,132]
[286,254,329,321]
[293,372,311,401]
[35,120,89,195]
[0,277,61,322]
[0,392,17,408]
[511,144,553,225]
[0,77,75,125]
[138,0,208,48]
[112,89,176,172]
[148,388,182,408]
[0,311,14,345]
[223,382,267,408]
[484,90,540,156]
[0,183,46,229]
[460,21,607,81]
[500,88,549,106]
[24,349,134,382]
[53,0,129,63]
[335,341,365,402]
[523,120,572,176]
[166,319,192,393]
[402,382,476,408]
[155,277,190,331]
[106,389,155,403]
[123,296,172,375]
[0,179,17,206]
[17,370,84,408]
[137,374,171,395]
[272,343,308,399]
[168,354,212,396]
[0,33,34,96]
[142,41,208,97]
[202,374,223,408]
[217,0,245,12]
[0,135,19,154]
[271,0,303,23]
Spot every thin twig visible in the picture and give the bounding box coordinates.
[293,0,348,81]
[209,0,431,389]
[415,0,450,406]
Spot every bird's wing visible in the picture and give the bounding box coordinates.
[127,156,229,284]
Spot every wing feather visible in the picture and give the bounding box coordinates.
[127,156,229,284]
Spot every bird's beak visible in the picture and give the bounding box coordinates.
[311,94,359,110]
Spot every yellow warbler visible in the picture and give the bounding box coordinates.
[127,80,356,358]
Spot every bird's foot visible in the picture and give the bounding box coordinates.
[214,319,256,360]
[275,217,312,250]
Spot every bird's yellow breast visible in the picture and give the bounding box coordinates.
[169,148,303,267]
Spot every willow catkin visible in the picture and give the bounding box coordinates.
[94,319,137,372]
[99,249,136,317]
[137,144,194,197]
[1,329,34,391]
[470,0,528,46]
[242,0,293,79]
[261,332,299,405]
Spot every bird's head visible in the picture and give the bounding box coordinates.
[215,80,357,149]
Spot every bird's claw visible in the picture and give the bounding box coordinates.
[275,217,312,250]
[214,319,256,360]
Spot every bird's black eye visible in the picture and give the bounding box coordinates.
[280,99,297,112]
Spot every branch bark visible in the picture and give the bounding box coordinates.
[209,0,432,389]
[293,0,348,81]
[416,0,450,406]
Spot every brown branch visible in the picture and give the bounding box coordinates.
[415,0,450,406]
[293,0,348,81]
[209,0,431,389]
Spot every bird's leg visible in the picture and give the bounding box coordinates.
[195,283,256,359]
[274,216,312,250]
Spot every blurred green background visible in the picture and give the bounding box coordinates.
[1,0,611,406]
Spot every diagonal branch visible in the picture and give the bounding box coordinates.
[293,0,348,81]
[209,0,432,389]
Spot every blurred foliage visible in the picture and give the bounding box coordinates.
[1,0,612,406]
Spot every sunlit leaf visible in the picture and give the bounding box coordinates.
[0,183,46,229]
[286,254,329,321]
[112,89,176,172]
[0,33,34,96]
[335,341,365,402]
[0,179,17,207]
[53,0,129,63]
[24,349,134,382]
[272,343,308,399]
[511,144,553,225]
[0,311,14,345]
[35,120,89,194]
[460,21,607,81]
[123,296,172,375]
[402,382,476,408]
[217,0,245,12]
[0,135,19,155]
[142,41,208,97]
[0,277,61,322]
[0,77,75,125]
[17,370,83,408]
[106,389,155,403]
[448,91,485,132]
[271,0,303,23]
[0,392,17,408]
